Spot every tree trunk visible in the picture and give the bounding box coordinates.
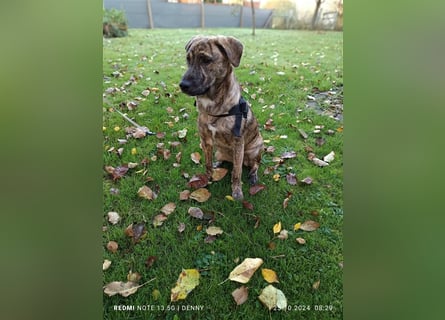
[311,0,322,30]
[250,0,256,36]
[146,0,154,29]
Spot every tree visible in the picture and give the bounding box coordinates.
[311,0,323,29]
[250,0,256,35]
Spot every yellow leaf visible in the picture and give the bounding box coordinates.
[114,126,120,132]
[261,268,279,283]
[196,225,203,231]
[273,173,280,181]
[228,258,263,284]
[273,221,282,234]
[170,269,200,302]
[293,222,301,231]
[225,195,234,201]
[131,147,137,155]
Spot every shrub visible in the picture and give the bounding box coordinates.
[103,8,128,38]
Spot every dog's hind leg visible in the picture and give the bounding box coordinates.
[231,139,245,200]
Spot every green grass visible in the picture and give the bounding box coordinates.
[103,28,343,319]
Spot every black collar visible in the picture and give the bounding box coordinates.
[207,97,249,137]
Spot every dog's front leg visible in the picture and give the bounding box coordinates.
[199,128,214,180]
[231,138,245,200]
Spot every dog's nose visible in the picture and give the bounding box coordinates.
[179,79,191,91]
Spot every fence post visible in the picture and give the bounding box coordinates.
[201,1,205,28]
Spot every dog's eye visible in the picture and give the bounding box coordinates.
[200,55,213,64]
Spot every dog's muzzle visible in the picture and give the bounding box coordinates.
[179,78,209,96]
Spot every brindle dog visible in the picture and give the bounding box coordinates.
[179,35,263,200]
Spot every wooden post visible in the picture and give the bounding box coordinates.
[250,0,256,36]
[146,0,154,29]
[201,0,205,28]
[239,5,244,28]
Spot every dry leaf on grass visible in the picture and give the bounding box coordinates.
[261,269,279,283]
[277,229,288,240]
[232,286,249,305]
[323,151,335,163]
[206,226,223,236]
[312,157,329,167]
[103,259,112,271]
[191,152,201,164]
[211,168,228,181]
[103,278,156,297]
[170,269,200,302]
[179,190,191,200]
[187,174,208,189]
[161,202,176,215]
[258,285,287,311]
[249,184,266,195]
[228,258,263,284]
[106,241,118,253]
[138,185,157,200]
[296,237,306,245]
[107,212,120,225]
[190,188,211,202]
[188,207,204,219]
[300,220,320,231]
[153,214,168,227]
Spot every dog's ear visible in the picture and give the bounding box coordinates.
[185,35,202,52]
[215,36,243,67]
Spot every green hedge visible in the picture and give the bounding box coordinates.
[103,8,128,38]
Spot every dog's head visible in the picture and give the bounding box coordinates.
[179,35,243,96]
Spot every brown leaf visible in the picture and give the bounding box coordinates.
[204,235,217,243]
[265,146,275,153]
[163,149,171,160]
[103,278,156,297]
[153,214,168,227]
[161,202,176,215]
[300,220,320,231]
[286,173,297,185]
[191,152,201,164]
[127,271,142,283]
[124,223,134,237]
[106,241,118,253]
[188,207,204,219]
[315,137,325,146]
[211,168,228,181]
[296,237,306,245]
[312,280,321,290]
[277,229,289,240]
[106,165,129,181]
[138,185,157,200]
[232,286,249,305]
[249,184,266,196]
[156,132,166,139]
[190,188,211,202]
[145,256,157,268]
[254,215,261,229]
[179,190,191,200]
[175,152,182,164]
[132,222,146,243]
[187,174,208,189]
[264,119,275,131]
[242,200,254,211]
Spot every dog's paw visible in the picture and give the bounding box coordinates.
[248,172,259,186]
[232,186,244,201]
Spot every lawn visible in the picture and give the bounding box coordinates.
[103,28,343,319]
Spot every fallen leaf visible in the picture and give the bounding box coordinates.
[262,269,279,283]
[225,195,234,201]
[188,207,204,219]
[103,259,112,271]
[286,173,297,185]
[211,168,228,181]
[187,174,208,189]
[106,241,118,253]
[277,229,288,240]
[242,200,254,211]
[273,173,280,182]
[163,149,171,160]
[323,151,335,163]
[178,222,186,233]
[191,152,201,164]
[107,212,121,225]
[206,226,223,236]
[293,222,301,231]
[132,128,146,139]
[298,128,308,139]
[312,280,321,290]
[281,151,297,159]
[190,188,211,202]
[258,285,287,310]
[153,214,168,227]
[175,151,182,164]
[229,258,263,283]
[312,157,329,167]
[161,202,176,215]
[296,237,306,244]
[127,162,138,168]
[232,286,249,305]
[300,177,313,185]
[264,119,275,131]
[106,165,129,181]
[138,185,157,200]
[249,184,266,195]
[178,128,188,139]
[170,269,200,302]
[315,137,325,146]
[127,271,142,283]
[132,222,146,243]
[204,235,217,243]
[179,190,191,200]
[103,278,156,297]
[145,256,157,268]
[254,215,261,229]
[300,220,320,231]
[273,222,282,234]
[152,289,161,300]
